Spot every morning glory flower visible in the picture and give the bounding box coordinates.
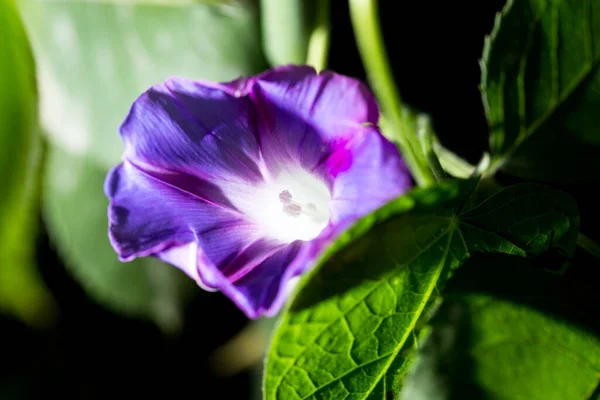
[104,65,412,318]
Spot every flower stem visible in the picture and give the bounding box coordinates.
[577,233,600,260]
[417,114,447,182]
[349,0,435,187]
[433,143,477,179]
[306,0,330,72]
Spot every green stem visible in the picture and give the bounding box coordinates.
[433,143,477,179]
[349,0,435,187]
[417,114,447,182]
[577,233,600,260]
[481,156,503,180]
[306,0,330,72]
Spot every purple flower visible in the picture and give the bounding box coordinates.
[104,65,412,319]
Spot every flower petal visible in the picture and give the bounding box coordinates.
[197,241,305,318]
[327,126,413,222]
[106,66,414,319]
[105,161,297,315]
[104,161,244,262]
[120,77,264,183]
[249,65,379,173]
[253,65,379,130]
[194,75,253,98]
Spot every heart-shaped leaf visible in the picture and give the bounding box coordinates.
[263,181,579,399]
[481,0,600,182]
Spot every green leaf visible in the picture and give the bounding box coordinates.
[263,181,579,400]
[43,145,195,332]
[459,182,579,260]
[0,0,56,327]
[481,0,600,182]
[400,253,600,400]
[19,0,267,169]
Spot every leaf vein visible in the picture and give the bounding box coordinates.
[275,229,453,397]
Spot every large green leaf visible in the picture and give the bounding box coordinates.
[481,0,600,182]
[0,0,56,327]
[43,145,194,331]
[19,0,267,169]
[400,253,600,400]
[263,181,579,400]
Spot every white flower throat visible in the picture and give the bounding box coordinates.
[262,169,331,243]
[229,168,331,243]
[279,189,319,217]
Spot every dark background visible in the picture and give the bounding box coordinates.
[0,1,516,398]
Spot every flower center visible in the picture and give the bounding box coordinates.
[279,189,325,219]
[244,169,331,243]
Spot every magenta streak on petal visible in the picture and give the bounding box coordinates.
[120,78,264,184]
[106,161,251,264]
[199,241,306,319]
[125,160,244,217]
[223,240,286,283]
[325,145,353,177]
[192,247,284,318]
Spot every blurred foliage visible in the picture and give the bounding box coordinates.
[15,0,268,330]
[0,0,56,327]
[19,0,267,168]
[401,254,600,400]
[260,0,316,66]
[43,146,195,333]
